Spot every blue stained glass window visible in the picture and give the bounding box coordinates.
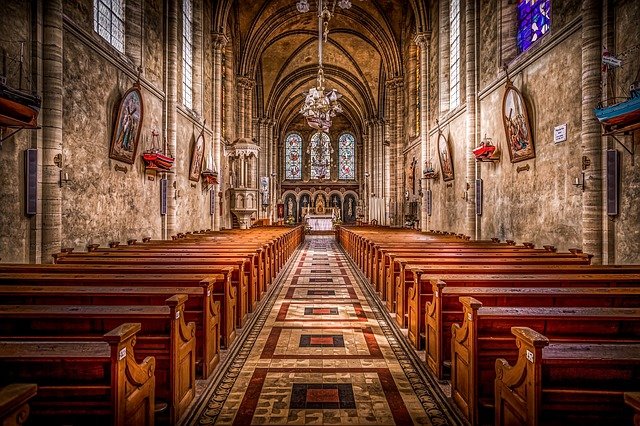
[338,133,355,180]
[517,0,551,53]
[310,132,331,180]
[285,133,302,180]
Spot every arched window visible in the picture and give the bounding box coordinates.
[449,0,461,109]
[309,132,331,180]
[285,133,302,180]
[517,0,551,53]
[338,133,356,180]
[182,0,194,109]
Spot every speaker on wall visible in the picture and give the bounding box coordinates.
[475,178,483,216]
[606,149,620,216]
[160,178,168,216]
[24,149,37,216]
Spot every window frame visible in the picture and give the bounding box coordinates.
[449,0,461,109]
[284,132,303,181]
[338,132,356,180]
[94,0,125,53]
[182,0,194,109]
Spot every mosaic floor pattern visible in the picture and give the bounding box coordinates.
[186,236,461,425]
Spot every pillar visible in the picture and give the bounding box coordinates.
[212,33,228,231]
[415,32,430,232]
[41,0,63,262]
[465,0,478,239]
[166,0,178,238]
[581,0,603,263]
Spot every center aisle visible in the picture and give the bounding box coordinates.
[187,236,460,425]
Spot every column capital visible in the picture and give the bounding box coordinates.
[385,77,404,89]
[212,33,228,51]
[414,32,431,48]
[237,76,255,89]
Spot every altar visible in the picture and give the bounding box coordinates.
[306,214,334,231]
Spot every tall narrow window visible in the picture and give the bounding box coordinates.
[285,133,302,180]
[517,0,551,53]
[415,53,420,136]
[94,0,125,52]
[182,0,194,109]
[338,133,355,180]
[449,0,461,109]
[309,132,331,180]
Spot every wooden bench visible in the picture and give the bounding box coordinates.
[0,383,37,426]
[422,280,640,378]
[626,392,640,426]
[0,282,220,379]
[0,272,236,350]
[0,323,155,426]
[0,296,194,424]
[450,298,640,425]
[495,327,640,426]
[391,255,592,327]
[54,252,252,327]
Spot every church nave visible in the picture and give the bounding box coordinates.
[186,236,458,425]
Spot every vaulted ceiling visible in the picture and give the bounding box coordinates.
[214,0,428,136]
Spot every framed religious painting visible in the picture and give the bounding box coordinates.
[437,132,454,182]
[189,132,205,182]
[109,84,143,164]
[502,75,535,163]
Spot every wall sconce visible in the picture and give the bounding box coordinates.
[59,170,71,187]
[573,172,585,191]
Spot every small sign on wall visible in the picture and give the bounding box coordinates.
[554,124,567,144]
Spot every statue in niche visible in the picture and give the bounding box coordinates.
[348,198,354,217]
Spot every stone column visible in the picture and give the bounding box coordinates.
[386,80,396,224]
[415,32,430,232]
[465,0,478,239]
[236,79,245,139]
[166,0,179,238]
[42,0,63,262]
[581,0,603,263]
[395,78,405,228]
[212,33,227,231]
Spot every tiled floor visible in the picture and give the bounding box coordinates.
[187,236,458,425]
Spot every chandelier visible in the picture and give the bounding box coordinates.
[298,0,352,132]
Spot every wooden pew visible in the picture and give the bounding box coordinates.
[392,255,592,327]
[0,383,37,426]
[54,252,252,327]
[0,283,220,379]
[626,393,640,426]
[423,280,640,378]
[0,296,194,424]
[0,323,155,426]
[0,272,236,350]
[450,297,640,425]
[495,327,640,426]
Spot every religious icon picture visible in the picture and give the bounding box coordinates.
[438,132,454,182]
[109,84,144,164]
[189,132,205,182]
[502,76,535,163]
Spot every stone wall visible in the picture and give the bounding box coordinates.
[423,0,640,262]
[0,2,33,262]
[0,0,216,262]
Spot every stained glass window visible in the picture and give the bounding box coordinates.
[338,133,355,180]
[449,0,461,109]
[94,0,125,53]
[285,133,302,180]
[182,0,194,109]
[517,0,551,53]
[310,132,331,180]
